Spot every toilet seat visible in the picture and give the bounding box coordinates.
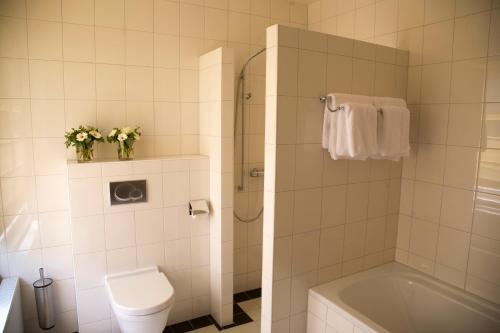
[105,267,175,316]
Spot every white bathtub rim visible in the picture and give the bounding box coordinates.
[309,262,500,333]
[309,290,386,333]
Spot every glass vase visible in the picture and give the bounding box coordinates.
[76,147,94,163]
[117,144,134,160]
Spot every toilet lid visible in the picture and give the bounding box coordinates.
[105,267,175,316]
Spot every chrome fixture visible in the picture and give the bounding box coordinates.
[234,47,266,192]
[319,95,383,114]
[319,95,345,112]
[250,168,264,178]
[233,47,266,224]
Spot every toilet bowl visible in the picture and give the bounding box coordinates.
[105,267,175,333]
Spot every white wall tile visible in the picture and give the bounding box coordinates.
[72,215,106,254]
[74,251,107,290]
[104,212,135,249]
[63,23,95,62]
[42,245,74,280]
[27,19,62,60]
[4,214,41,252]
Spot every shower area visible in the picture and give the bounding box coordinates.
[233,47,267,293]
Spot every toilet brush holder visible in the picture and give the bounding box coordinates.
[33,268,56,330]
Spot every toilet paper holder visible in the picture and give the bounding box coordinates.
[189,199,209,218]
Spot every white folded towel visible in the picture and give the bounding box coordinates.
[325,102,378,160]
[343,103,378,159]
[377,105,410,160]
[322,93,373,150]
[373,96,406,109]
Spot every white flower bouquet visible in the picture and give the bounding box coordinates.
[107,126,142,160]
[64,125,104,162]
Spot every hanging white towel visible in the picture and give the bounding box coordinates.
[322,93,373,150]
[373,96,407,109]
[377,105,410,160]
[342,102,378,159]
[325,102,378,160]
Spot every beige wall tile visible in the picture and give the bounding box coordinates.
[489,8,500,56]
[63,23,95,62]
[453,12,490,60]
[0,58,30,98]
[436,226,470,271]
[455,0,492,17]
[27,0,61,21]
[477,148,500,195]
[126,66,154,101]
[473,192,500,241]
[485,56,500,102]
[327,54,353,94]
[415,144,446,184]
[482,103,500,149]
[205,8,228,41]
[467,235,500,286]
[64,62,96,99]
[447,104,483,147]
[410,218,438,259]
[28,20,62,60]
[375,0,398,35]
[418,104,448,145]
[0,17,27,58]
[180,3,204,38]
[96,64,126,100]
[351,58,375,95]
[62,0,94,25]
[450,58,487,103]
[29,60,64,99]
[398,0,425,31]
[422,20,454,65]
[444,146,479,190]
[413,181,442,223]
[0,0,26,18]
[125,0,154,32]
[95,27,125,64]
[95,0,124,28]
[424,0,455,24]
[421,63,451,103]
[354,4,375,39]
[126,30,154,66]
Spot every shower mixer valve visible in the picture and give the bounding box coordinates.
[250,168,264,178]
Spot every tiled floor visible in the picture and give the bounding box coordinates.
[191,298,261,333]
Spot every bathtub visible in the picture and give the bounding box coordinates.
[307,263,500,333]
[0,277,23,333]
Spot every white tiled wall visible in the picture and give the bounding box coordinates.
[233,50,266,293]
[0,0,308,331]
[199,47,234,326]
[261,24,408,333]
[67,156,210,331]
[232,0,309,294]
[308,0,500,304]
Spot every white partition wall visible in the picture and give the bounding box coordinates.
[199,47,235,327]
[262,25,408,333]
[67,156,211,331]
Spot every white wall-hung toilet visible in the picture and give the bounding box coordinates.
[105,267,175,333]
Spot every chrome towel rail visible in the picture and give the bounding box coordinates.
[319,95,383,115]
[319,95,344,112]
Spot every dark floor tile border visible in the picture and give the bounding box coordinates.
[233,288,262,303]
[164,288,261,332]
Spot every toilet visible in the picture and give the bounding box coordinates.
[105,267,175,333]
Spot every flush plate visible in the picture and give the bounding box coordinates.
[109,180,147,205]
